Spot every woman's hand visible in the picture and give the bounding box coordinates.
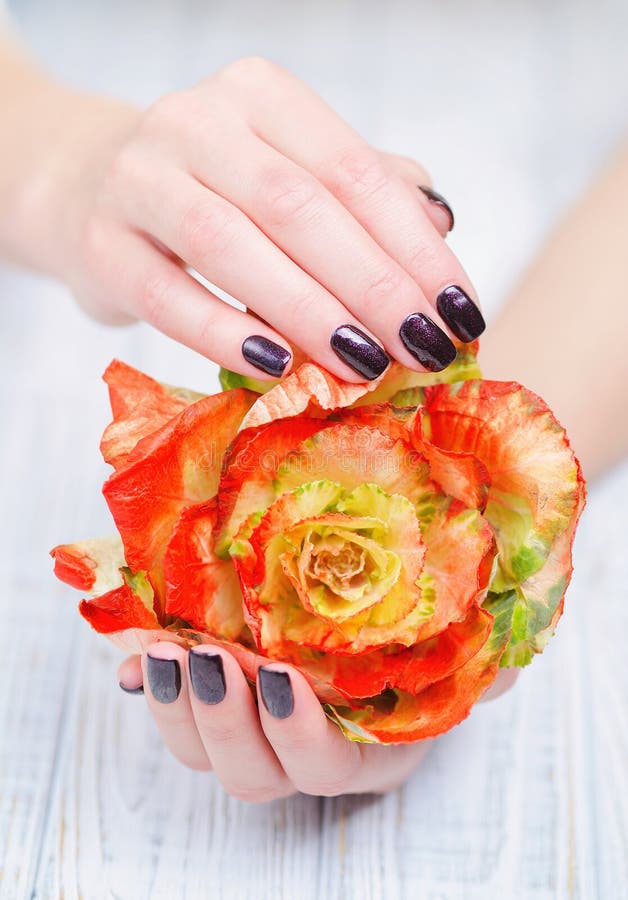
[17,56,484,382]
[117,643,516,802]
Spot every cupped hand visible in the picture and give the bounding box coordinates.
[57,57,483,383]
[117,643,516,802]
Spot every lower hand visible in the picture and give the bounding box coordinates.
[117,642,516,802]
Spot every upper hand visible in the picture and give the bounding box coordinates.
[61,57,483,382]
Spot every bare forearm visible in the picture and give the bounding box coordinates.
[0,28,137,278]
[481,145,628,480]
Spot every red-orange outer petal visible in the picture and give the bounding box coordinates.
[79,583,161,633]
[51,544,96,591]
[103,388,256,574]
[100,360,192,470]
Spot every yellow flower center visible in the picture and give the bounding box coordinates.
[306,535,368,594]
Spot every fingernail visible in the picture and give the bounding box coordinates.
[242,335,291,377]
[399,313,457,372]
[188,650,226,705]
[119,682,144,695]
[146,655,181,704]
[418,185,454,231]
[258,667,294,719]
[436,285,485,342]
[330,324,390,380]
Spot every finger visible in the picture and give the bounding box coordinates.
[142,642,211,771]
[378,150,454,238]
[480,668,519,702]
[256,664,363,797]
[121,165,390,383]
[184,131,458,374]
[186,647,294,802]
[117,654,143,694]
[379,150,455,238]
[85,223,294,380]
[221,59,484,345]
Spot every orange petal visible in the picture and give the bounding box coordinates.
[163,499,246,641]
[100,360,203,470]
[216,416,329,556]
[294,605,493,699]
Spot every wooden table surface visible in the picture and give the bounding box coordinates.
[2,1,628,896]
[1,272,627,900]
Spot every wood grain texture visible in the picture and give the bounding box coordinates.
[1,1,628,897]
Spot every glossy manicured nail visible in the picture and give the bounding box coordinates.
[242,335,291,377]
[119,682,144,695]
[146,655,181,704]
[330,325,390,380]
[188,650,226,705]
[418,185,454,231]
[258,668,294,719]
[399,313,457,372]
[436,285,486,342]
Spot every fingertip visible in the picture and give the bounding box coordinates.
[117,654,143,692]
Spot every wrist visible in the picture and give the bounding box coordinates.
[0,80,139,279]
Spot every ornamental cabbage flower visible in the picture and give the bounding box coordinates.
[51,344,585,744]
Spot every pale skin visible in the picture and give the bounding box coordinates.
[2,26,627,801]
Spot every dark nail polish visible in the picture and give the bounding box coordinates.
[436,285,485,342]
[119,682,144,695]
[258,668,294,719]
[242,335,291,377]
[418,185,455,231]
[399,313,457,372]
[330,325,390,380]
[188,650,226,705]
[146,655,181,704]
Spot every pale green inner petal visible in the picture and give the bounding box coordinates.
[283,521,402,622]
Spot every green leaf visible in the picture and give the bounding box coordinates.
[218,367,274,394]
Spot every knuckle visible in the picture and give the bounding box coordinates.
[104,144,143,196]
[326,147,389,203]
[360,265,407,310]
[176,754,213,773]
[288,288,321,322]
[224,781,286,804]
[407,240,441,277]
[194,307,222,351]
[142,91,190,132]
[268,730,313,756]
[200,721,243,746]
[296,769,357,798]
[80,216,108,272]
[221,55,280,85]
[137,271,173,329]
[179,198,239,261]
[258,166,321,227]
